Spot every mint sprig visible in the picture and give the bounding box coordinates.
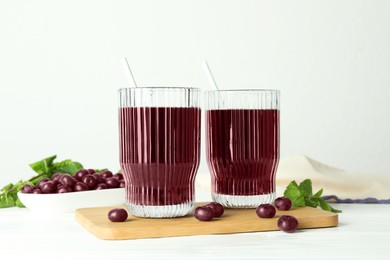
[283,179,342,213]
[0,155,83,208]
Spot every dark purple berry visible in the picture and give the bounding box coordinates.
[96,183,108,190]
[57,186,72,193]
[87,169,96,174]
[82,175,97,189]
[278,215,298,233]
[74,169,90,181]
[59,175,76,188]
[113,173,124,180]
[119,180,125,188]
[21,184,35,194]
[256,204,276,218]
[100,170,113,179]
[51,173,64,182]
[37,178,50,189]
[40,181,56,194]
[74,182,89,192]
[105,177,119,188]
[32,189,42,194]
[95,174,106,184]
[205,202,224,217]
[275,197,292,211]
[194,206,214,221]
[108,208,128,222]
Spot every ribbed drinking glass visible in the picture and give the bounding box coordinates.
[119,87,201,218]
[205,89,280,208]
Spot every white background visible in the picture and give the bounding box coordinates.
[1,0,389,185]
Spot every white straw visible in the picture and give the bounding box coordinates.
[120,57,138,88]
[202,61,219,90]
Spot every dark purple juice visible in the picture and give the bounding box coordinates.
[206,109,279,196]
[119,107,201,206]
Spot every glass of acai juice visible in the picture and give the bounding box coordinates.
[118,87,201,218]
[205,89,280,208]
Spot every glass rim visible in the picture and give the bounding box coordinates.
[118,86,200,92]
[205,89,280,93]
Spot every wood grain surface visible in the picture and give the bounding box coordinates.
[75,203,338,240]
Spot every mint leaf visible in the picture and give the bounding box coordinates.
[325,200,343,213]
[305,197,318,208]
[1,183,14,192]
[314,196,342,213]
[330,207,342,213]
[284,181,305,207]
[316,197,332,211]
[298,179,313,197]
[29,155,57,174]
[15,197,25,208]
[284,181,300,198]
[283,179,342,213]
[52,160,83,175]
[293,196,306,207]
[0,194,15,208]
[314,188,323,198]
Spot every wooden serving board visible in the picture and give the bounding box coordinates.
[75,203,338,240]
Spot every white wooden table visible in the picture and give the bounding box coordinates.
[1,196,389,260]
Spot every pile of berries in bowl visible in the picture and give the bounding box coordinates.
[21,169,125,194]
[18,169,126,213]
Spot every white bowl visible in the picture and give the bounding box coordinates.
[18,188,126,213]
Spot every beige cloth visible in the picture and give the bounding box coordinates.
[276,155,390,200]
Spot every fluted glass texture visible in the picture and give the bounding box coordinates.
[119,87,201,218]
[205,90,280,208]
